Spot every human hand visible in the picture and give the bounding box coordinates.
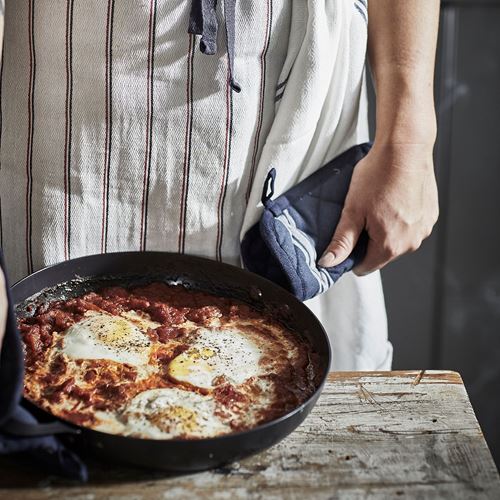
[318,141,438,275]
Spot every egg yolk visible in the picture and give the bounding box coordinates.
[147,405,199,434]
[168,347,216,379]
[96,317,139,345]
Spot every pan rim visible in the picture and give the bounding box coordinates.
[12,250,332,444]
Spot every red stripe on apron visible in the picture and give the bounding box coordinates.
[140,0,157,251]
[245,0,273,204]
[25,0,36,274]
[63,0,74,260]
[178,33,195,254]
[101,0,114,254]
[215,62,233,262]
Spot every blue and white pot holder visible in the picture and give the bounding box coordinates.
[241,143,371,302]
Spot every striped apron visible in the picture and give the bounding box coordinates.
[0,0,392,370]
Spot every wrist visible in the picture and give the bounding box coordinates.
[372,68,437,147]
[374,97,437,148]
[370,139,436,173]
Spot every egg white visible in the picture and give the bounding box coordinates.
[120,310,160,332]
[121,387,230,438]
[62,311,155,367]
[167,327,262,389]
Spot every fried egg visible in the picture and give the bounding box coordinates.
[121,387,230,438]
[167,327,262,389]
[62,311,156,366]
[121,310,160,332]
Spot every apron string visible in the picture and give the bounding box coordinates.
[188,0,241,93]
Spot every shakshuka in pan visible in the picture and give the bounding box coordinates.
[18,282,321,439]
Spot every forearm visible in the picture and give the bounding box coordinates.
[319,1,440,272]
[368,0,440,148]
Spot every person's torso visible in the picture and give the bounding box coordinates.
[0,0,293,281]
[0,0,370,284]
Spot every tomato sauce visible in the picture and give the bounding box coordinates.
[18,282,320,436]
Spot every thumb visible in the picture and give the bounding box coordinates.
[318,210,363,268]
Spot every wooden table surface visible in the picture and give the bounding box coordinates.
[0,370,498,499]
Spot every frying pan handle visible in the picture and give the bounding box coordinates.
[1,418,81,437]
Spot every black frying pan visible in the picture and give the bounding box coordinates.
[10,251,331,472]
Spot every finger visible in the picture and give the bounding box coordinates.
[318,211,363,268]
[353,240,395,276]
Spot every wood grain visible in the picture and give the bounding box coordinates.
[0,370,498,499]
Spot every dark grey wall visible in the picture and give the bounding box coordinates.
[369,0,500,466]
